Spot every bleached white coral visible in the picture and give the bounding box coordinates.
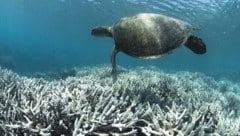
[0,65,239,135]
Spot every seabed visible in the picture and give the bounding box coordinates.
[0,65,240,135]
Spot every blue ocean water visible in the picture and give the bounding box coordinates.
[0,0,240,79]
[1,1,240,135]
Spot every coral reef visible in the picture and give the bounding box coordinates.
[30,68,77,80]
[0,65,240,135]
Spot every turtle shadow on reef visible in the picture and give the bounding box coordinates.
[91,13,207,77]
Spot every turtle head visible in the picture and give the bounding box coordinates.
[91,26,113,37]
[184,35,206,54]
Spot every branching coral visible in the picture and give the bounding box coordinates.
[0,65,239,135]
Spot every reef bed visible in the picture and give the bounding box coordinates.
[0,65,240,135]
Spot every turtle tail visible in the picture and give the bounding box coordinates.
[91,26,113,37]
[184,35,206,54]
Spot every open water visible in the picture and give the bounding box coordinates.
[1,1,240,135]
[0,0,240,80]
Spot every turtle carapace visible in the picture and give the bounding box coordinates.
[91,13,207,75]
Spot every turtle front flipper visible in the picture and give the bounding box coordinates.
[110,47,119,76]
[91,26,113,37]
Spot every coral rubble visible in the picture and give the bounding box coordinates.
[0,65,240,135]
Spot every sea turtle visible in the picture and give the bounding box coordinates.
[91,13,206,75]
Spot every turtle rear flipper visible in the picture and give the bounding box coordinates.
[110,47,119,74]
[184,35,206,54]
[91,26,113,37]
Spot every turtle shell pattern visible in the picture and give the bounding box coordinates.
[112,13,192,58]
